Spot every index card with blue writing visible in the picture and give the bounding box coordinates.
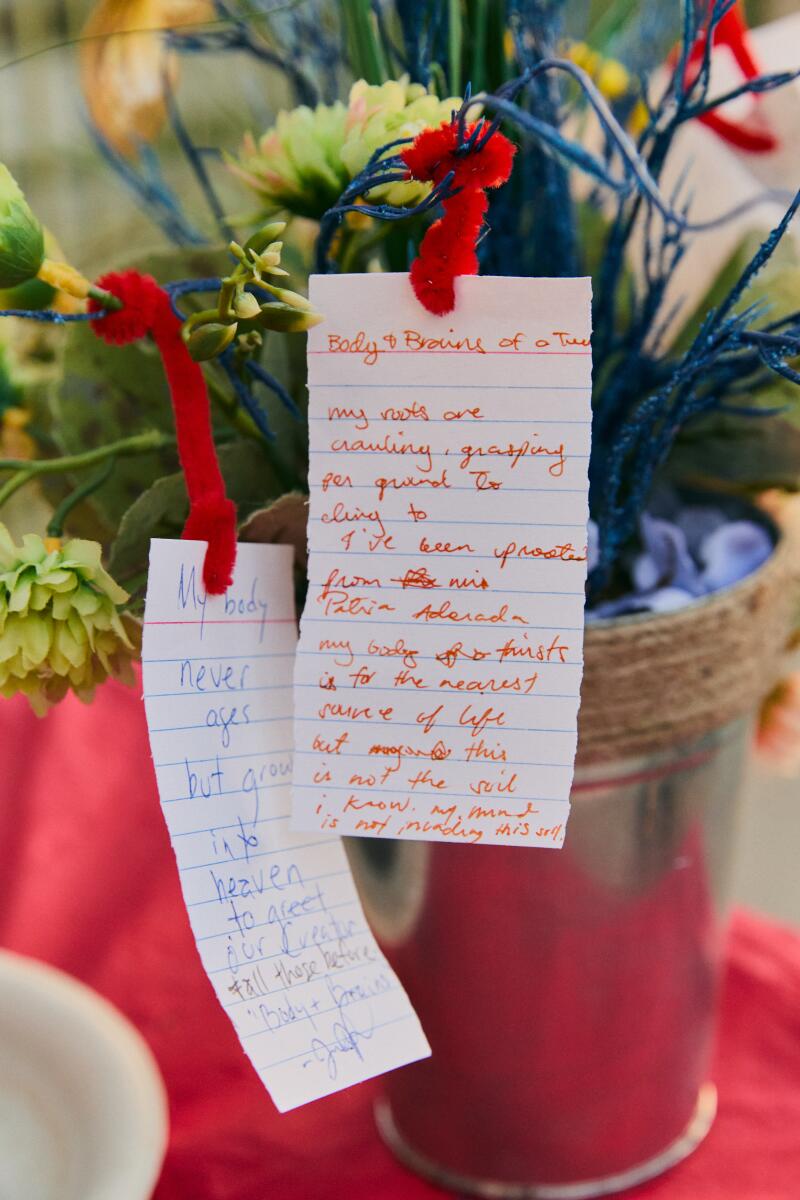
[142,540,429,1111]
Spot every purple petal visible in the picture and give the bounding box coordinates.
[646,586,696,613]
[587,519,599,572]
[699,520,773,592]
[674,505,729,556]
[586,595,646,620]
[587,585,696,621]
[632,514,704,596]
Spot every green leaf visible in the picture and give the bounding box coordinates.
[54,332,180,526]
[108,472,187,588]
[665,414,800,495]
[671,231,800,357]
[109,440,282,590]
[338,0,389,84]
[0,342,21,410]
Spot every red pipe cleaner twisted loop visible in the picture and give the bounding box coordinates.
[402,120,516,316]
[676,1,777,153]
[89,270,237,594]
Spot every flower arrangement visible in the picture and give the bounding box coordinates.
[1,0,800,748]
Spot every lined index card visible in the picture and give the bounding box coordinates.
[142,539,429,1112]
[292,273,592,849]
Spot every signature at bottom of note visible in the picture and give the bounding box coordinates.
[303,1010,375,1080]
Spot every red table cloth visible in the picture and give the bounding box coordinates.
[0,677,799,1199]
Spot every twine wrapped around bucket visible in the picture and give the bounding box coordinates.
[578,514,800,764]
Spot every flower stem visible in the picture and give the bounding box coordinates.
[37,259,122,311]
[0,469,35,508]
[87,283,123,312]
[339,0,389,84]
[448,0,463,95]
[0,430,175,510]
[470,0,488,93]
[46,457,116,539]
[0,430,173,477]
[206,374,264,443]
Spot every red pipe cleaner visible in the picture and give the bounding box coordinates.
[401,120,516,315]
[89,270,237,594]
[677,2,777,153]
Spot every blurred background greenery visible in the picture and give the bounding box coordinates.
[0,1,301,270]
[0,0,798,921]
[0,0,794,269]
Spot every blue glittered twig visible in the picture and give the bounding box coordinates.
[163,71,234,243]
[219,348,276,441]
[89,123,206,247]
[164,278,225,322]
[0,308,103,324]
[245,359,302,420]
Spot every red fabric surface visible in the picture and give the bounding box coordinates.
[1,678,799,1199]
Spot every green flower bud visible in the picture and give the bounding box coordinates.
[236,330,263,354]
[258,282,315,311]
[186,321,238,361]
[0,275,56,311]
[256,302,324,333]
[0,165,45,288]
[233,289,262,319]
[243,222,287,256]
[249,243,290,278]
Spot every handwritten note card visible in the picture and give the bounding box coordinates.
[293,274,592,849]
[142,539,429,1112]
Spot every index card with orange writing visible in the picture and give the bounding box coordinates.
[292,274,592,849]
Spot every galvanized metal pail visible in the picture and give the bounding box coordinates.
[343,523,798,1198]
[345,719,744,1197]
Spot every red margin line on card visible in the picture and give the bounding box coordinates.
[308,350,590,356]
[144,619,297,626]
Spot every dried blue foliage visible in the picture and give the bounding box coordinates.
[11,0,800,598]
[312,1,800,594]
[180,2,321,105]
[315,131,460,272]
[90,130,207,247]
[219,347,278,441]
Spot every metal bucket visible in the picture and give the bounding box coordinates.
[344,716,750,1198]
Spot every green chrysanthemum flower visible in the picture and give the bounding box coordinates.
[340,79,461,207]
[232,102,350,221]
[0,164,45,289]
[229,77,460,220]
[0,526,139,715]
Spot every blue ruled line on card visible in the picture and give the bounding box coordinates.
[311,383,589,390]
[141,436,431,1104]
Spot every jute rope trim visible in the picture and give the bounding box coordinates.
[577,519,800,764]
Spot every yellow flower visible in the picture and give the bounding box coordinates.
[0,408,36,461]
[0,526,139,715]
[230,77,460,220]
[566,41,634,103]
[756,674,800,777]
[564,41,648,134]
[80,0,213,157]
